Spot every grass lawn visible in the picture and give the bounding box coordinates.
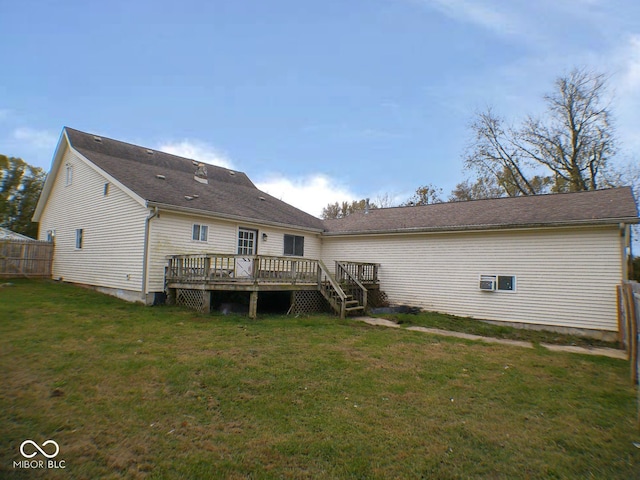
[1,280,638,479]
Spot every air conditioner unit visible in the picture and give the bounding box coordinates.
[479,275,497,291]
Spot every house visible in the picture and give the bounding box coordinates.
[33,127,639,338]
[0,227,36,241]
[321,191,638,336]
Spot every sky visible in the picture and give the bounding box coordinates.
[1,0,640,218]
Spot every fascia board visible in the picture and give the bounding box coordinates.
[147,201,325,234]
[32,129,68,221]
[321,217,640,237]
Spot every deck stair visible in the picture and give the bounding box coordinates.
[317,261,367,318]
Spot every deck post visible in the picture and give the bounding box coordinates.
[203,290,211,314]
[249,291,258,319]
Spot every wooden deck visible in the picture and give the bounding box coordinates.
[165,254,379,318]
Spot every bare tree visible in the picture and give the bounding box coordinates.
[374,192,395,208]
[465,68,615,196]
[465,110,543,196]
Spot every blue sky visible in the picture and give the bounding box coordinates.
[1,0,639,216]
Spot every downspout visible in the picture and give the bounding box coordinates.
[141,206,159,303]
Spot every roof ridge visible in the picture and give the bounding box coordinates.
[359,186,633,214]
[64,126,244,175]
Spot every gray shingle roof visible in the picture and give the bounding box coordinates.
[323,188,639,235]
[64,127,638,236]
[65,128,325,231]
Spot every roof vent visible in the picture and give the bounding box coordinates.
[93,136,102,143]
[146,149,154,155]
[228,170,236,176]
[185,195,194,201]
[156,174,165,180]
[259,196,266,201]
[194,162,208,184]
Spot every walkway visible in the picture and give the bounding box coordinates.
[353,317,628,360]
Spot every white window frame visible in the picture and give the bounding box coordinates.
[75,229,83,249]
[497,275,516,292]
[65,164,73,186]
[192,224,208,242]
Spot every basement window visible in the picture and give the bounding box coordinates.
[192,224,208,242]
[284,234,304,256]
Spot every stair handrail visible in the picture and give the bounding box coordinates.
[336,261,368,312]
[317,260,347,318]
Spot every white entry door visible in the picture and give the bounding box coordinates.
[236,228,257,278]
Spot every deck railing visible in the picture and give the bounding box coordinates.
[335,260,379,284]
[336,261,370,312]
[166,254,319,284]
[166,254,379,318]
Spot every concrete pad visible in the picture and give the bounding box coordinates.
[353,317,628,359]
[354,316,401,328]
[540,344,628,360]
[406,326,534,348]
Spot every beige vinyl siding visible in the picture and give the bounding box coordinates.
[37,146,148,293]
[147,211,322,292]
[322,226,623,332]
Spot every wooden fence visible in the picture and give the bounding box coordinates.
[0,240,54,279]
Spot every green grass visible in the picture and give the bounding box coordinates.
[1,280,638,479]
[381,310,621,348]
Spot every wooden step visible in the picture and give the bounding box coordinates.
[345,305,365,313]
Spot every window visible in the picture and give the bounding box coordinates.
[46,230,55,243]
[103,182,110,196]
[237,228,256,255]
[497,275,516,292]
[192,224,208,242]
[479,274,516,292]
[75,229,83,249]
[65,164,73,186]
[284,234,304,256]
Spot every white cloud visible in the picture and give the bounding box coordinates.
[610,35,640,155]
[617,34,640,93]
[157,140,233,169]
[256,173,358,217]
[416,0,519,37]
[12,127,57,150]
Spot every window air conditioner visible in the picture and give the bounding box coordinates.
[479,275,497,291]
